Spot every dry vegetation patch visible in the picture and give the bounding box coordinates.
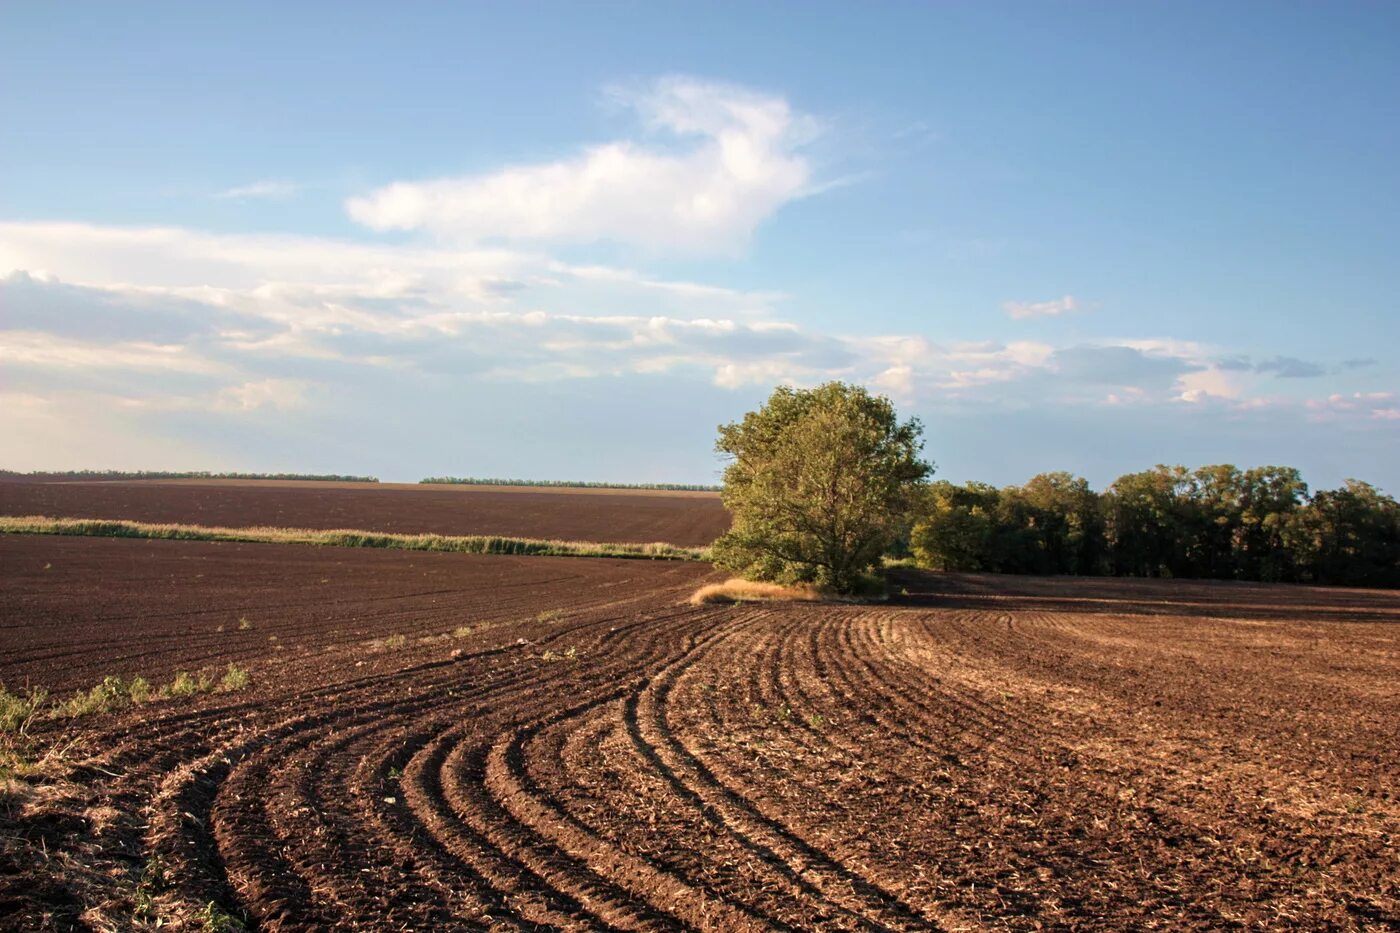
[689,578,825,604]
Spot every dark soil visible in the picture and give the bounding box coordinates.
[0,479,730,547]
[2,537,1396,931]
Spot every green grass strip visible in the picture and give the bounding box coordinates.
[0,515,710,561]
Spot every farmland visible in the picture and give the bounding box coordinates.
[2,482,1398,930]
[0,479,729,548]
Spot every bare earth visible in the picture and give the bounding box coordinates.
[0,480,730,548]
[0,489,1396,930]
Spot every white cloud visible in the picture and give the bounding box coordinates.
[1,220,1388,440]
[214,180,299,200]
[1003,294,1077,320]
[1306,392,1399,421]
[1175,367,1242,402]
[345,76,819,253]
[215,378,309,411]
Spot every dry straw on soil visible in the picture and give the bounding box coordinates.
[0,515,708,562]
[689,578,825,604]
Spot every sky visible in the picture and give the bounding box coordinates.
[2,1,1397,491]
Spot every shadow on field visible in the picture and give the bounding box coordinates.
[887,567,1400,625]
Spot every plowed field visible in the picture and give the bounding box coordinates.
[2,537,1397,931]
[0,480,729,548]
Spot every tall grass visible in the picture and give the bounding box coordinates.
[420,476,720,492]
[0,515,709,561]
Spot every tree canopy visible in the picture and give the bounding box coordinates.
[911,465,1398,587]
[712,382,932,593]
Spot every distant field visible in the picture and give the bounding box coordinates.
[0,477,729,547]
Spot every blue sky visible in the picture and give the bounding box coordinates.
[2,2,1397,490]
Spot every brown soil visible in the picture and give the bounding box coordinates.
[0,480,729,547]
[2,539,1397,931]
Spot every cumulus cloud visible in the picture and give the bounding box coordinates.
[345,76,819,253]
[2,219,1391,453]
[1003,294,1077,320]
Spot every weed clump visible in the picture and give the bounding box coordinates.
[219,664,250,691]
[2,666,253,735]
[0,685,48,734]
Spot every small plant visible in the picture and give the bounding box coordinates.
[373,634,407,650]
[540,645,580,662]
[166,670,214,698]
[133,854,170,922]
[197,900,246,933]
[805,712,825,729]
[53,676,132,719]
[237,617,253,631]
[0,685,48,734]
[453,625,473,638]
[218,663,250,692]
[387,766,402,781]
[127,676,153,704]
[536,609,566,624]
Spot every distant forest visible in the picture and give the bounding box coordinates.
[0,470,380,483]
[909,465,1399,588]
[420,477,722,492]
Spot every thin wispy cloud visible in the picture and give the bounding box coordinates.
[1003,294,1077,320]
[214,180,300,201]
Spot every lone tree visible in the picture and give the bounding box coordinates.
[711,382,932,593]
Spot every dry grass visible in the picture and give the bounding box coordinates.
[689,578,826,605]
[0,515,708,562]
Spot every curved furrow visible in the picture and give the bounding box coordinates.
[403,608,721,929]
[831,607,1390,927]
[627,606,938,931]
[721,607,979,928]
[123,611,661,927]
[492,605,851,931]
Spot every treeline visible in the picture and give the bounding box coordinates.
[909,466,1399,587]
[420,476,721,492]
[0,470,379,483]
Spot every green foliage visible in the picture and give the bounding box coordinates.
[713,382,932,593]
[133,855,171,922]
[1286,480,1400,587]
[4,666,252,734]
[166,670,214,697]
[53,675,136,718]
[218,663,250,691]
[197,901,247,933]
[420,476,720,491]
[0,685,48,734]
[908,464,1399,587]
